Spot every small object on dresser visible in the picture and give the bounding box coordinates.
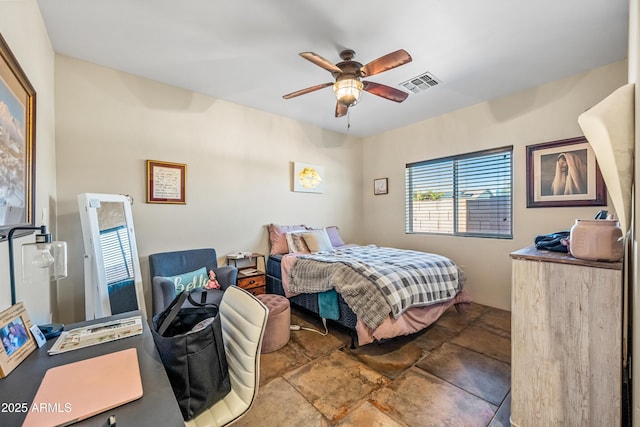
[240,268,260,277]
[534,231,570,253]
[227,251,253,260]
[569,218,624,262]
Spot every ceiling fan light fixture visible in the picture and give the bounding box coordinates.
[333,78,363,107]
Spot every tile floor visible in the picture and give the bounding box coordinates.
[236,303,511,427]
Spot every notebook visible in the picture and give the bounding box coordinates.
[23,348,143,427]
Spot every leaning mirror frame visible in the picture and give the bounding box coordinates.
[78,193,147,320]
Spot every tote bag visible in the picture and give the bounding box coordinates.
[152,290,231,420]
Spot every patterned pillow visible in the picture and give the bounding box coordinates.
[286,231,311,253]
[164,267,208,294]
[268,224,306,254]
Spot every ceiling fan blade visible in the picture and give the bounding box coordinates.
[335,102,348,118]
[283,82,333,99]
[300,52,343,74]
[362,81,410,103]
[360,49,412,77]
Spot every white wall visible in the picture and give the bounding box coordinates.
[54,56,364,323]
[0,1,58,325]
[362,61,626,310]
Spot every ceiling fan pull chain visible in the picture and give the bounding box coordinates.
[347,110,351,131]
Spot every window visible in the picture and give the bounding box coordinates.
[405,146,513,238]
[99,225,134,284]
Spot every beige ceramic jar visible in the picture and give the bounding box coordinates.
[569,219,624,261]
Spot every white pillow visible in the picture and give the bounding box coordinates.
[302,229,333,253]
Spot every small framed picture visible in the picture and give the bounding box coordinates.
[0,303,37,378]
[146,160,187,204]
[374,178,388,195]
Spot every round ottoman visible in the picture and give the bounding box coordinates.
[256,294,291,353]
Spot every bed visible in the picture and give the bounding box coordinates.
[265,224,472,346]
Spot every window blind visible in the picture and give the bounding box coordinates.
[405,146,513,239]
[99,225,134,284]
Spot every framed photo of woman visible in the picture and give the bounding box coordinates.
[526,136,606,208]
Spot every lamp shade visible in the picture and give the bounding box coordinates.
[578,83,635,233]
[22,240,67,282]
[333,79,363,106]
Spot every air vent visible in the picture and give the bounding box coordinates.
[399,71,440,94]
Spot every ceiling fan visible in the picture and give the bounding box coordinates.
[283,48,412,117]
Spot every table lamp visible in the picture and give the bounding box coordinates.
[7,225,67,339]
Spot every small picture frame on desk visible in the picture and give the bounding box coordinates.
[0,303,37,379]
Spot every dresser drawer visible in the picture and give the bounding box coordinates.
[238,274,266,290]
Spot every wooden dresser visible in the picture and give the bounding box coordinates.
[510,246,623,426]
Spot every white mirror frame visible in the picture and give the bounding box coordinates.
[78,193,147,320]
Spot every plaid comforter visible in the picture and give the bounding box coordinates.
[288,245,463,328]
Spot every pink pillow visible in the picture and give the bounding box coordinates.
[268,224,306,254]
[325,226,346,247]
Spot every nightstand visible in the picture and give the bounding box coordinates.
[227,253,266,296]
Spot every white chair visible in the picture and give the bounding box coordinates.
[185,286,269,427]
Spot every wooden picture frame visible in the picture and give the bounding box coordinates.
[374,178,388,195]
[0,303,37,379]
[526,136,606,208]
[0,33,36,239]
[146,160,186,204]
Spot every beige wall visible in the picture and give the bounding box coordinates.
[0,1,58,325]
[362,61,627,310]
[54,56,363,322]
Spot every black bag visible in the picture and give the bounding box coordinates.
[152,290,231,421]
[535,231,570,253]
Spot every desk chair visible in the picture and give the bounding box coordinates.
[185,286,269,427]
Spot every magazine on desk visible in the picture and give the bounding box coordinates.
[48,315,143,355]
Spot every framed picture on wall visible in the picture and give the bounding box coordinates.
[0,34,37,239]
[374,178,388,195]
[292,162,325,193]
[526,136,606,208]
[146,160,187,204]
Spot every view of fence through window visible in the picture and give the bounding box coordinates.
[405,146,513,238]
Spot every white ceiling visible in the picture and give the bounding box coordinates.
[37,0,628,137]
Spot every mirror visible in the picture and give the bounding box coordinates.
[78,193,146,320]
